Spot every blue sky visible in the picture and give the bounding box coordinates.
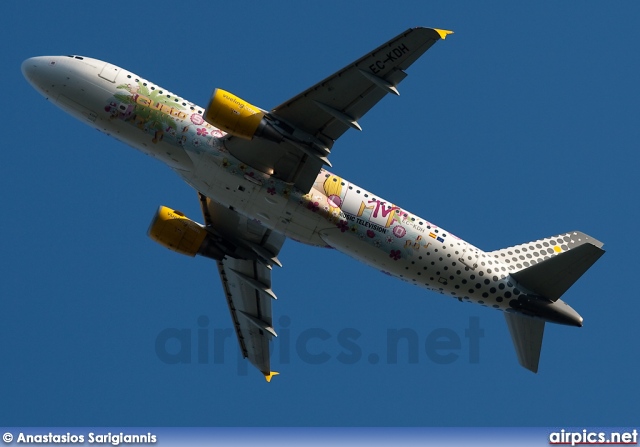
[2,1,639,426]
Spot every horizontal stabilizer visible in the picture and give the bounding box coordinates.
[504,312,545,373]
[488,231,604,275]
[511,243,604,302]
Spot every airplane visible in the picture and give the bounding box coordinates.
[22,27,604,380]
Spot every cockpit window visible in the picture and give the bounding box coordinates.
[74,56,84,60]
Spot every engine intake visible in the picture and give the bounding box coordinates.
[147,206,225,260]
[204,89,282,142]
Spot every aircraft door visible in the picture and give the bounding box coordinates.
[99,63,121,83]
[459,245,479,270]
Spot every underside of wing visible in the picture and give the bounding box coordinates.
[221,27,451,193]
[216,257,276,376]
[199,194,285,379]
[272,27,451,141]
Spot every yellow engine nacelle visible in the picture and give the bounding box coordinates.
[147,206,225,260]
[204,89,282,142]
[148,206,206,256]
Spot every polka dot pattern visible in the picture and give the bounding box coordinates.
[367,231,603,313]
[485,232,603,273]
[311,172,603,316]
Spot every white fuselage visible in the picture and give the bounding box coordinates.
[22,55,581,325]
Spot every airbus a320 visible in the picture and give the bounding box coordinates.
[22,27,604,379]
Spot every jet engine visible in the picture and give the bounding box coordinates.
[147,206,226,260]
[204,89,283,142]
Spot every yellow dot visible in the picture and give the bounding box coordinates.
[554,246,562,253]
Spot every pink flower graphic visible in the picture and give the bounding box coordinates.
[393,225,407,238]
[389,250,401,260]
[267,187,276,195]
[337,220,349,232]
[366,230,375,238]
[307,201,319,212]
[197,128,208,136]
[328,194,342,208]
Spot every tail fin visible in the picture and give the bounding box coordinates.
[492,231,604,372]
[504,312,545,373]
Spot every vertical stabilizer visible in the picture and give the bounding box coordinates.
[504,312,545,373]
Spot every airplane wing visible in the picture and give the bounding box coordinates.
[223,27,451,192]
[199,194,284,381]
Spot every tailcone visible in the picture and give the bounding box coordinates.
[509,295,583,327]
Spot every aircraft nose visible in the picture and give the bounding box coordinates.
[22,57,44,85]
[22,56,60,95]
[21,57,38,84]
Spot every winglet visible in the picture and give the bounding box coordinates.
[434,29,454,40]
[264,371,279,382]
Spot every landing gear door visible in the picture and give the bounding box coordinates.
[459,245,479,270]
